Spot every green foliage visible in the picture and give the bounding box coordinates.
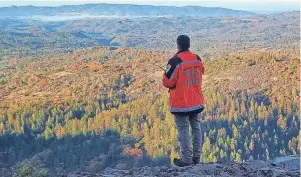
[13,160,48,177]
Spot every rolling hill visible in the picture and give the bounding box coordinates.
[0,12,299,59]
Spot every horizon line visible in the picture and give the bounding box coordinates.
[0,1,299,13]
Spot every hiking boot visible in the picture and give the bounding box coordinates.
[193,157,200,165]
[173,158,193,167]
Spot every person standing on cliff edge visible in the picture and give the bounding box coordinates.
[162,35,205,167]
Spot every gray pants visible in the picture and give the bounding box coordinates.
[174,113,202,163]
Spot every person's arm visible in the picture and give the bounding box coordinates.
[162,56,182,88]
[196,55,205,74]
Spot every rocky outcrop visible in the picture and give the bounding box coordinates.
[68,156,300,177]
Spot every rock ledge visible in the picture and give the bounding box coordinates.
[68,156,300,177]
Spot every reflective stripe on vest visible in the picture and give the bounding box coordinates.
[170,104,205,113]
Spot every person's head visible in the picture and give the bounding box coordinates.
[177,35,190,51]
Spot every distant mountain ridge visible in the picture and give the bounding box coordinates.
[0,3,256,17]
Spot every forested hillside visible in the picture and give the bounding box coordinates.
[0,11,299,58]
[0,47,299,176]
[0,3,300,176]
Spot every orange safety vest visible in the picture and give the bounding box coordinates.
[163,51,205,113]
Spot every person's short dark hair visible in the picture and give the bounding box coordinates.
[177,35,190,50]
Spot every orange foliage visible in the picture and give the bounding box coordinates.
[277,116,287,130]
[10,58,18,65]
[39,79,47,88]
[64,106,71,112]
[123,147,143,157]
[64,63,79,70]
[86,61,104,72]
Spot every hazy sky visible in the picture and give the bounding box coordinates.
[0,0,300,13]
